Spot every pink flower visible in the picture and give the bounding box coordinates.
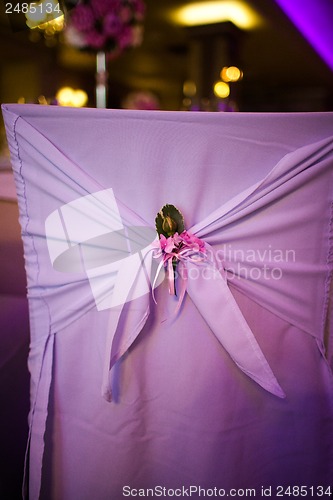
[66,0,145,55]
[118,25,134,49]
[71,4,95,32]
[119,6,132,23]
[85,31,107,50]
[157,231,206,258]
[180,231,206,253]
[131,0,146,17]
[91,0,121,17]
[159,234,176,254]
[172,233,183,246]
[122,90,159,110]
[103,13,121,37]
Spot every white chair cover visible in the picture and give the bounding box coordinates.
[2,104,333,499]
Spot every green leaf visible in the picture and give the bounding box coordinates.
[155,204,185,237]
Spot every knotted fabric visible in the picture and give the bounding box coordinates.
[2,104,332,500]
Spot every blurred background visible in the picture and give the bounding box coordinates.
[0,0,332,119]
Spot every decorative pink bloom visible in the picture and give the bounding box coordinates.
[119,6,132,23]
[131,0,146,17]
[159,234,174,254]
[180,231,206,253]
[159,234,167,251]
[71,4,95,32]
[91,0,119,17]
[164,236,177,254]
[103,13,121,37]
[118,25,134,49]
[66,0,145,56]
[122,90,160,110]
[172,233,183,246]
[155,230,206,268]
[85,31,107,50]
[153,205,207,299]
[152,215,207,301]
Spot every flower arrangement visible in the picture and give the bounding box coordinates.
[122,90,160,110]
[154,205,206,296]
[65,0,145,58]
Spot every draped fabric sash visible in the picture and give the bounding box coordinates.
[44,186,286,400]
[43,133,333,402]
[2,105,333,500]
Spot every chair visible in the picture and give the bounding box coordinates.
[3,104,333,499]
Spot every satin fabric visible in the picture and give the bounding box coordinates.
[2,104,333,499]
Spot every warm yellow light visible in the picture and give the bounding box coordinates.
[221,66,243,82]
[26,11,46,27]
[38,95,48,105]
[26,0,64,30]
[71,90,89,108]
[172,1,262,30]
[56,87,88,107]
[214,81,230,98]
[183,80,197,97]
[56,87,72,106]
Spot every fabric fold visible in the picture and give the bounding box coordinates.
[5,107,333,343]
[185,258,285,398]
[101,247,154,401]
[192,134,333,339]
[2,104,333,500]
[9,110,333,402]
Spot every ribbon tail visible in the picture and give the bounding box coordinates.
[152,259,165,305]
[102,248,154,402]
[186,260,286,398]
[174,261,187,316]
[102,304,125,402]
[167,258,176,295]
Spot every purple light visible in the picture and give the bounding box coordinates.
[274,0,333,71]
